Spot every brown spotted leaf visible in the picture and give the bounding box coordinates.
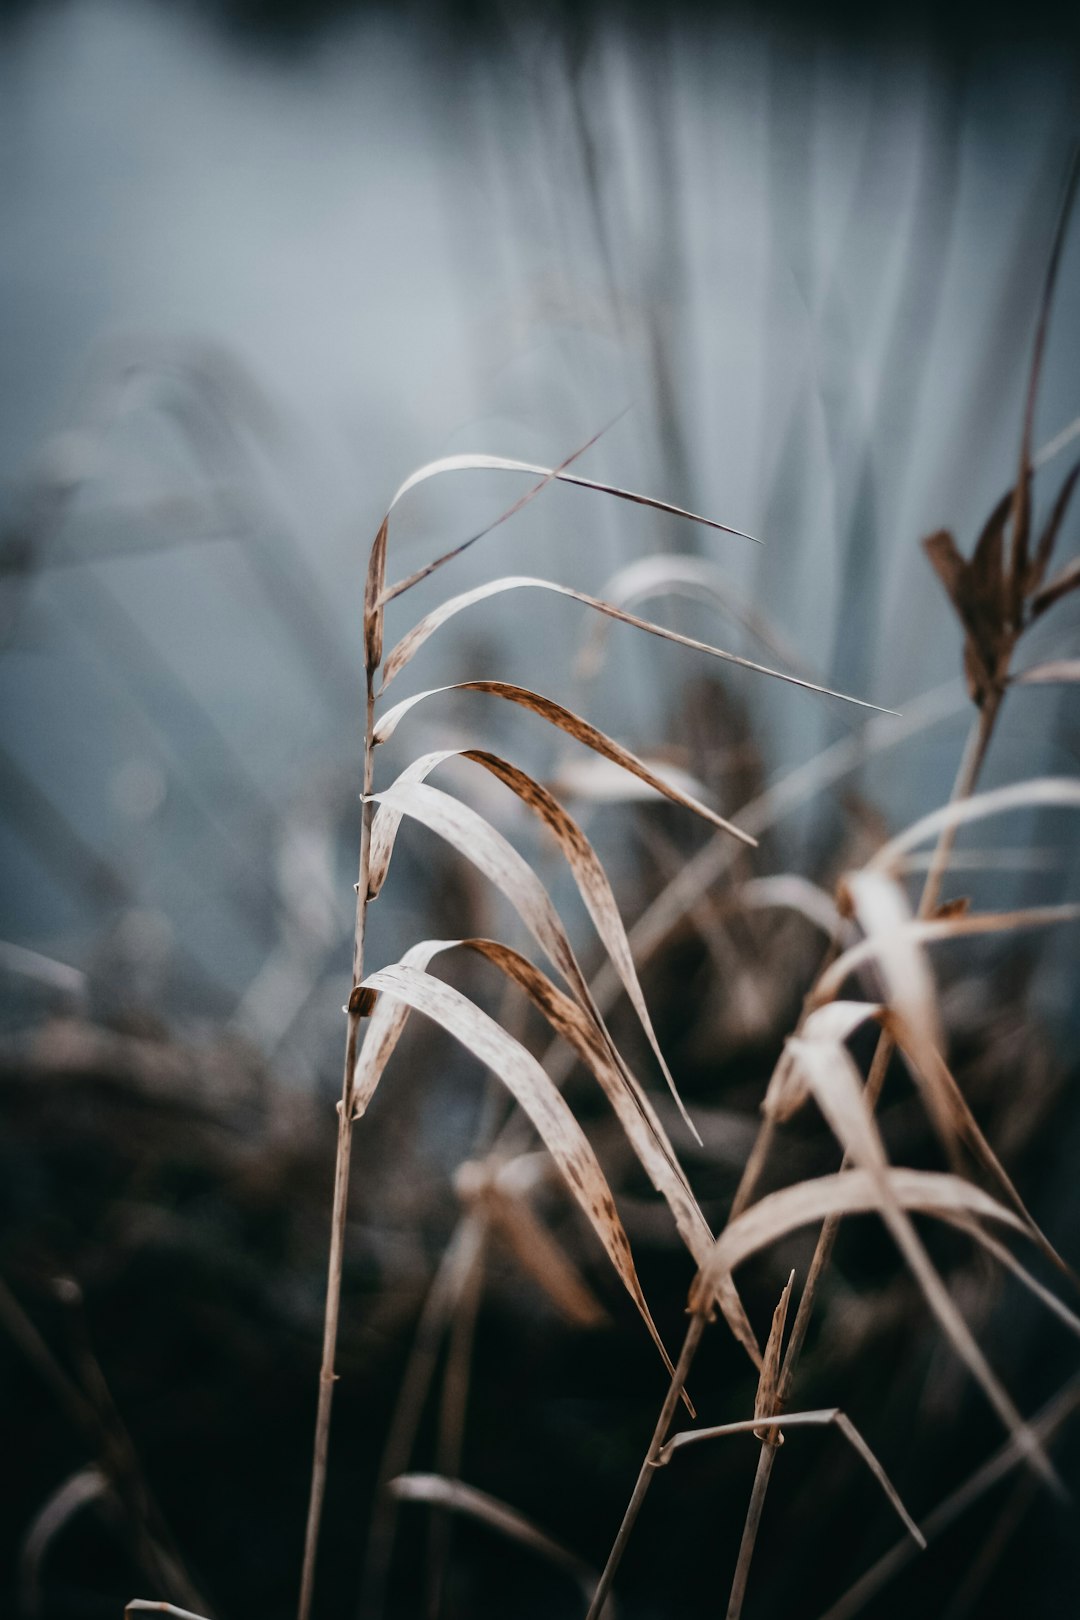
[368,747,698,1138]
[359,962,675,1376]
[352,935,761,1368]
[373,681,757,846]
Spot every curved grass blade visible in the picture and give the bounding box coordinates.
[690,1167,1026,1316]
[787,1035,1060,1490]
[655,1409,923,1547]
[812,903,1080,1007]
[379,575,895,712]
[368,746,699,1138]
[373,681,757,846]
[574,553,814,684]
[869,778,1080,874]
[359,963,675,1376]
[377,451,760,606]
[353,936,759,1369]
[388,1474,605,1610]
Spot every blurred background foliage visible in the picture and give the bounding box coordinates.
[1,1,1080,1616]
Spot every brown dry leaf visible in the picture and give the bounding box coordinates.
[373,679,757,845]
[387,1474,601,1605]
[655,1409,923,1546]
[363,516,389,671]
[786,1036,1059,1489]
[378,575,889,712]
[943,1215,1080,1340]
[366,776,711,1148]
[352,935,760,1369]
[801,990,1075,1281]
[688,1163,1066,1500]
[690,1167,1025,1311]
[368,746,699,1138]
[361,962,675,1376]
[762,1003,884,1127]
[753,1269,795,1446]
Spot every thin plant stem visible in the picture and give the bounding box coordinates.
[723,694,1002,1620]
[584,1313,707,1620]
[298,667,377,1620]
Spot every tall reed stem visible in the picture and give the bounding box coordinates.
[723,689,1002,1620]
[298,667,377,1620]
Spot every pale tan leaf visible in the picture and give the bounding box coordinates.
[762,1002,884,1125]
[942,1214,1080,1341]
[378,575,890,711]
[359,963,674,1375]
[368,747,700,1139]
[869,778,1080,875]
[753,1269,795,1445]
[367,776,709,1149]
[353,935,760,1369]
[785,1036,1058,1489]
[373,681,757,845]
[656,1409,924,1547]
[22,1467,109,1613]
[663,1412,926,1548]
[378,417,629,605]
[842,869,944,1080]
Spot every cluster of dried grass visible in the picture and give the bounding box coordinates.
[251,159,1080,1620]
[6,150,1080,1620]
